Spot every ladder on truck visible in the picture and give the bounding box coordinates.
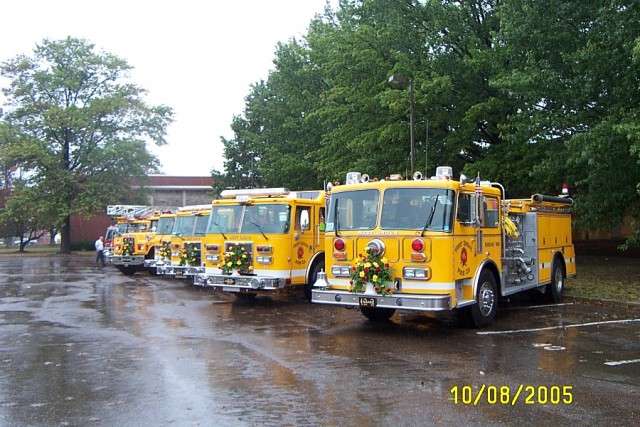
[107,205,177,219]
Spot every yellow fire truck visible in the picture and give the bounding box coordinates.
[195,188,326,301]
[312,167,576,328]
[107,205,176,276]
[146,210,177,273]
[156,205,210,282]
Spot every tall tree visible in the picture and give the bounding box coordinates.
[0,37,174,252]
[494,0,640,230]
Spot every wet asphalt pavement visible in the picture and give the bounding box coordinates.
[0,255,639,427]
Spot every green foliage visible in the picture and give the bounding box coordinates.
[0,37,174,252]
[214,0,640,247]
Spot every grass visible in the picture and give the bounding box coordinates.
[565,255,640,304]
[0,248,638,303]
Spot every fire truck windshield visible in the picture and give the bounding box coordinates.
[207,204,291,235]
[156,217,175,235]
[327,188,455,232]
[173,216,198,236]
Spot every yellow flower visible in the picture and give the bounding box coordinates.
[226,261,232,267]
[364,262,371,268]
[359,271,365,278]
[373,262,379,268]
[372,274,378,282]
[381,257,388,264]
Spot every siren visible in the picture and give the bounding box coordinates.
[412,171,423,181]
[361,174,370,183]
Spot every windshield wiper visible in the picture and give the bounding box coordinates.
[421,195,439,237]
[209,221,227,239]
[248,221,269,241]
[334,198,341,237]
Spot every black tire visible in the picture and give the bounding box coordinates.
[360,306,396,322]
[467,270,498,328]
[304,261,323,303]
[545,259,565,303]
[118,266,136,276]
[234,292,257,301]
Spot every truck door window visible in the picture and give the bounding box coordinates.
[483,196,499,228]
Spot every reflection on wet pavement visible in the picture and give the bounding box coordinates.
[0,256,639,426]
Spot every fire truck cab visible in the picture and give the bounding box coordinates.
[107,205,176,276]
[312,167,576,328]
[156,205,211,282]
[195,188,326,301]
[146,210,177,273]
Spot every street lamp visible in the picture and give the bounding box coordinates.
[388,74,415,175]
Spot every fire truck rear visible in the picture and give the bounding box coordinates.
[195,188,326,301]
[156,206,210,282]
[312,167,576,327]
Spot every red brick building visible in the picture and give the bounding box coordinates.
[71,175,215,245]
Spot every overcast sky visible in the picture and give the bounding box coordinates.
[0,0,334,176]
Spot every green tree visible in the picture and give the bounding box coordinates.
[0,179,50,251]
[494,0,640,233]
[0,37,174,253]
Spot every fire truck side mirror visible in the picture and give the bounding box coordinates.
[300,210,310,230]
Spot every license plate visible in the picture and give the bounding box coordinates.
[359,297,377,307]
[175,270,183,276]
[123,263,129,267]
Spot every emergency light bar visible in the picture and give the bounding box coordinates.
[177,204,212,212]
[220,188,290,199]
[435,166,453,180]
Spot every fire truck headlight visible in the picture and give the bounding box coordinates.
[257,255,273,264]
[250,278,261,289]
[331,266,351,277]
[366,239,386,257]
[403,267,430,280]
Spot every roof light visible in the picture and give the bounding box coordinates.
[435,166,453,180]
[346,172,361,185]
[220,188,290,199]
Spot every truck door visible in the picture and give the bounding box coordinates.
[292,205,313,284]
[453,193,478,280]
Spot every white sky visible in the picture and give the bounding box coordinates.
[0,0,334,176]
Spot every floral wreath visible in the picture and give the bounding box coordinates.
[219,244,253,274]
[179,243,199,266]
[159,241,171,259]
[350,246,393,296]
[122,240,134,256]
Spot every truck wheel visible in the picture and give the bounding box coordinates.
[467,270,497,328]
[304,261,323,303]
[118,266,136,276]
[360,307,395,322]
[545,260,565,303]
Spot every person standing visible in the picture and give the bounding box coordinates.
[94,235,106,267]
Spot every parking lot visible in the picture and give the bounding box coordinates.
[1,255,639,426]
